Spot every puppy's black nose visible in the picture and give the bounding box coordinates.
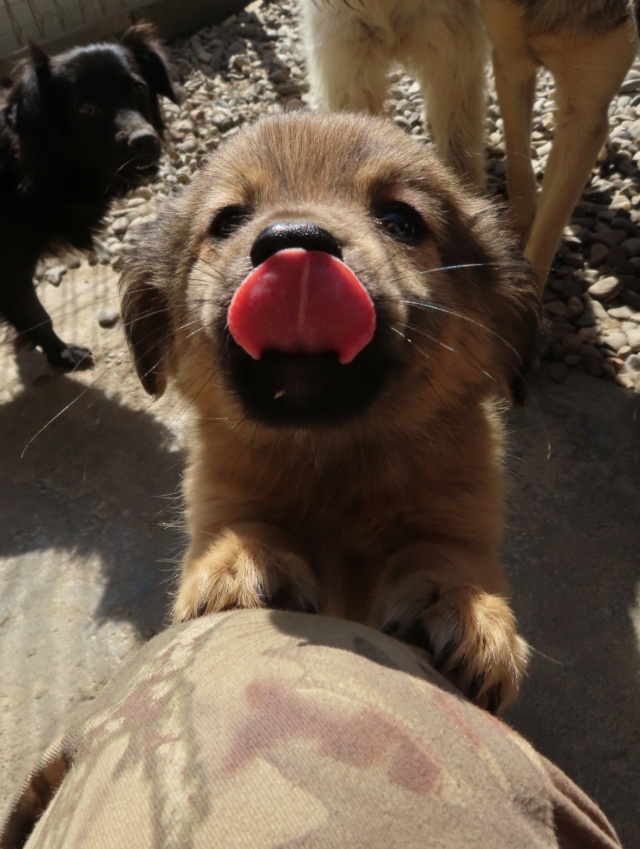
[250,222,342,267]
[127,129,160,157]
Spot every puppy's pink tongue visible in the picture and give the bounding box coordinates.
[228,249,375,364]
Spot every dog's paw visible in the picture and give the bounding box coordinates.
[47,344,94,371]
[383,587,529,713]
[173,526,319,623]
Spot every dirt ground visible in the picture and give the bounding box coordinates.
[1,259,639,846]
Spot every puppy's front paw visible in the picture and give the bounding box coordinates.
[173,526,319,623]
[383,586,529,713]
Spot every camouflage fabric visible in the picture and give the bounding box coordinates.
[1,610,623,849]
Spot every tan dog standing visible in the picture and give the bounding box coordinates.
[121,112,542,711]
[297,0,488,188]
[482,0,638,285]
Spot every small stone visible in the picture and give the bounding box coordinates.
[97,307,120,328]
[622,290,640,310]
[575,311,597,327]
[563,252,584,269]
[43,265,67,287]
[588,276,622,300]
[589,243,609,265]
[610,196,632,211]
[622,237,640,257]
[626,353,640,371]
[616,373,636,389]
[562,333,582,354]
[608,305,635,320]
[565,296,584,319]
[550,320,574,339]
[544,301,567,316]
[590,299,609,320]
[627,328,640,352]
[608,245,629,266]
[563,355,582,367]
[578,326,599,343]
[611,217,638,235]
[561,279,585,299]
[579,342,604,362]
[601,332,628,352]
[593,229,626,247]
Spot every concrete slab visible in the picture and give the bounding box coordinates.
[0,264,638,845]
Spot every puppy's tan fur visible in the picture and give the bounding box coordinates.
[482,0,638,286]
[121,112,542,711]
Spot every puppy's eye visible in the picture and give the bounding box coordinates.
[78,102,100,117]
[374,201,426,245]
[209,205,250,240]
[133,81,147,96]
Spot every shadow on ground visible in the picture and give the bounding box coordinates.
[0,358,184,635]
[503,367,640,849]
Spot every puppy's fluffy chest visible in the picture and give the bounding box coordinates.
[184,400,503,565]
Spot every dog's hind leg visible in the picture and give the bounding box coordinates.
[1,276,93,370]
[415,5,488,188]
[525,25,637,287]
[482,0,538,244]
[307,40,388,113]
[299,6,388,112]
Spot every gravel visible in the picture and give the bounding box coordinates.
[34,0,640,393]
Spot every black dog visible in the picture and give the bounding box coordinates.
[0,23,179,370]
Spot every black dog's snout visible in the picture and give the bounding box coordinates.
[250,222,343,267]
[127,128,160,156]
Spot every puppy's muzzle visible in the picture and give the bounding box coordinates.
[222,220,397,428]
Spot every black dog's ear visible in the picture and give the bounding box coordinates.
[120,277,173,397]
[27,40,51,76]
[121,22,180,104]
[5,44,52,133]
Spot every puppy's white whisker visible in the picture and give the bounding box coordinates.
[396,299,524,364]
[19,350,128,455]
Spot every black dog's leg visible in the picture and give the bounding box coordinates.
[1,277,93,370]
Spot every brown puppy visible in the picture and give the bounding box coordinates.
[120,112,542,711]
[482,0,638,287]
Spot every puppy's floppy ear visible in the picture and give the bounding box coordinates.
[121,276,173,397]
[121,21,180,105]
